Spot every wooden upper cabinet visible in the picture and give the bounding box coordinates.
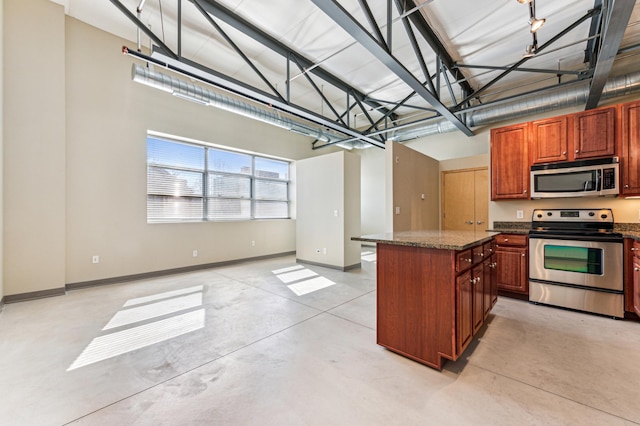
[572,106,616,159]
[621,100,640,196]
[490,123,530,200]
[531,116,569,164]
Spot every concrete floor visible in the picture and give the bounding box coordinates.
[0,250,639,425]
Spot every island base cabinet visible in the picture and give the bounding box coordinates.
[376,241,494,370]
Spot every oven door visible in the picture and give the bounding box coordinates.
[529,236,623,291]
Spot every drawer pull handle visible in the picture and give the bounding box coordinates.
[632,247,639,251]
[522,253,526,257]
[635,267,640,272]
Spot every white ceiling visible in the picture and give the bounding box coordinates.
[52,0,640,143]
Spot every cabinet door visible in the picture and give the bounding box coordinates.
[634,257,640,318]
[496,246,528,294]
[456,271,473,354]
[621,101,640,195]
[531,116,568,164]
[491,123,530,200]
[472,264,484,334]
[482,257,493,319]
[490,253,498,307]
[572,107,616,159]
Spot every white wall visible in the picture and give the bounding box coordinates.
[2,3,334,297]
[296,151,360,269]
[0,0,4,303]
[387,141,439,232]
[63,16,324,286]
[4,0,66,296]
[358,147,386,235]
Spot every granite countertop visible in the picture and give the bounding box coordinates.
[352,230,498,251]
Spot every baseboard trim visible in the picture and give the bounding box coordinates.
[4,287,66,304]
[296,259,361,272]
[66,251,296,291]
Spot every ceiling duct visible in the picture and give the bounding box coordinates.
[133,63,640,150]
[388,70,640,144]
[131,64,348,145]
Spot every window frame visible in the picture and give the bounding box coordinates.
[147,134,291,223]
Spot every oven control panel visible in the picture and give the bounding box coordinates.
[531,208,613,223]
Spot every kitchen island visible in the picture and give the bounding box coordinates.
[353,230,499,370]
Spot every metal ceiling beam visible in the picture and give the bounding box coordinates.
[394,0,437,95]
[310,0,474,136]
[137,48,386,148]
[191,0,284,102]
[108,0,177,59]
[455,63,588,76]
[357,0,389,51]
[401,0,474,98]
[189,0,395,121]
[585,0,636,109]
[455,7,601,109]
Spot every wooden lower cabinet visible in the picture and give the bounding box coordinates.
[376,239,495,370]
[456,270,473,354]
[495,234,529,296]
[624,238,640,318]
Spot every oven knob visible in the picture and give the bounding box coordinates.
[588,211,595,217]
[546,212,552,216]
[537,214,542,218]
[601,214,608,219]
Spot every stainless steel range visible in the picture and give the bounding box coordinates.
[528,208,624,318]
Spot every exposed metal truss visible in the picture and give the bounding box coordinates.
[585,0,637,109]
[108,0,635,149]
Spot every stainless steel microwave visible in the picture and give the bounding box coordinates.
[530,157,619,199]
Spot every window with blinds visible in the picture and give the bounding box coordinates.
[147,136,290,222]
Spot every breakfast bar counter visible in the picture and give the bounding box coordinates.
[353,230,499,370]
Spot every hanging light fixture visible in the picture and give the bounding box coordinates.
[519,0,545,57]
[523,43,537,58]
[530,16,546,32]
[527,0,546,32]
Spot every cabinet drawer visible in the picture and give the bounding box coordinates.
[472,245,485,263]
[483,240,495,258]
[633,240,640,261]
[495,234,527,246]
[456,249,474,272]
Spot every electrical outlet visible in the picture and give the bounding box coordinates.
[334,210,339,217]
[251,240,256,247]
[323,248,327,254]
[395,206,400,215]
[516,210,524,219]
[92,255,100,264]
[192,250,198,257]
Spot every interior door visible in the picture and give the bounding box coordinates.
[442,168,488,231]
[443,170,474,230]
